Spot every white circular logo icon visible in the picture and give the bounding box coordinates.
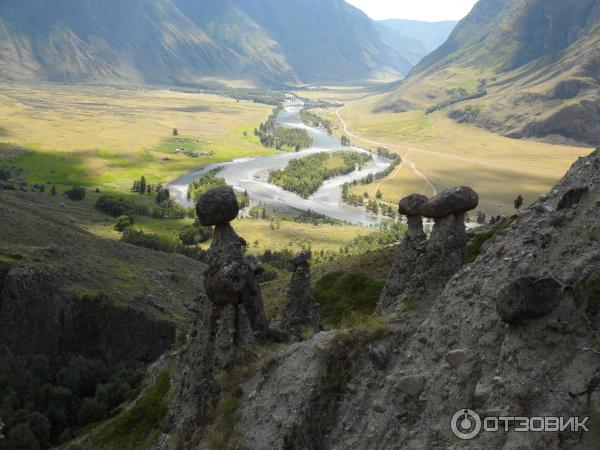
[451,409,482,440]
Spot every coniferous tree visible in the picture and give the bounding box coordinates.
[514,194,524,213]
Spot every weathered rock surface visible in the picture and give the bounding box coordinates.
[419,186,479,219]
[495,276,565,324]
[379,186,478,314]
[159,186,281,448]
[377,194,429,313]
[0,266,175,364]
[203,148,600,449]
[196,185,239,226]
[282,250,322,339]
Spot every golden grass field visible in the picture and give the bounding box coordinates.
[0,82,276,191]
[296,86,593,216]
[0,82,374,249]
[87,213,373,256]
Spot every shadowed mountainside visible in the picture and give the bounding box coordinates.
[0,0,420,86]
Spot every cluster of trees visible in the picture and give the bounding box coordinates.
[131,176,170,202]
[254,106,313,151]
[0,349,145,450]
[178,219,213,245]
[187,169,226,202]
[340,135,351,146]
[95,194,192,222]
[268,151,372,199]
[186,169,249,209]
[299,109,331,133]
[121,229,207,262]
[426,79,488,114]
[340,148,402,212]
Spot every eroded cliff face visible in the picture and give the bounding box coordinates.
[156,150,600,449]
[0,266,176,364]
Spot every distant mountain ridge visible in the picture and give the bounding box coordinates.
[379,0,600,146]
[0,0,425,86]
[378,19,457,54]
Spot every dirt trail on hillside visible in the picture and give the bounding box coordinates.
[335,108,568,188]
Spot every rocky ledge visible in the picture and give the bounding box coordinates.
[157,149,600,449]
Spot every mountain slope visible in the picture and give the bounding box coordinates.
[233,0,413,83]
[0,0,240,85]
[0,0,414,86]
[378,0,600,146]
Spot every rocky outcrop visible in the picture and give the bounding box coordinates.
[282,250,322,339]
[182,149,600,450]
[378,187,478,314]
[515,99,600,146]
[0,266,175,364]
[377,194,428,313]
[199,186,269,339]
[160,186,284,447]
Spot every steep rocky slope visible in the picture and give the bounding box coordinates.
[147,148,600,449]
[0,191,206,363]
[379,0,600,146]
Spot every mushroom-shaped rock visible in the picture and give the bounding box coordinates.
[282,250,321,339]
[196,186,239,226]
[419,187,479,218]
[399,194,428,216]
[399,194,428,240]
[291,249,312,266]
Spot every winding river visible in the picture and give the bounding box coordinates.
[168,100,391,225]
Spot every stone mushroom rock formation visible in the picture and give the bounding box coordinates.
[160,186,271,444]
[399,193,428,240]
[199,186,269,338]
[378,187,479,315]
[195,184,239,226]
[378,194,428,313]
[418,186,479,219]
[224,149,600,450]
[418,186,479,290]
[282,250,322,339]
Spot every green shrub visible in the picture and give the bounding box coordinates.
[114,215,135,232]
[93,371,170,449]
[315,271,385,327]
[65,186,85,201]
[465,216,516,263]
[95,195,135,217]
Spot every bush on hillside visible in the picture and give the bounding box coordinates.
[65,186,86,201]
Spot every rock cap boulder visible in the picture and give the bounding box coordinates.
[399,194,429,216]
[196,186,239,226]
[419,186,479,218]
[291,249,312,266]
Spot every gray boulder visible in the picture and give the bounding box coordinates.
[419,186,479,218]
[399,194,429,216]
[495,276,564,324]
[196,185,239,226]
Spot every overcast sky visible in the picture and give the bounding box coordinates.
[345,0,478,22]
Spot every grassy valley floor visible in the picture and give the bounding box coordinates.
[296,86,593,217]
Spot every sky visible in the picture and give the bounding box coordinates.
[345,0,478,22]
